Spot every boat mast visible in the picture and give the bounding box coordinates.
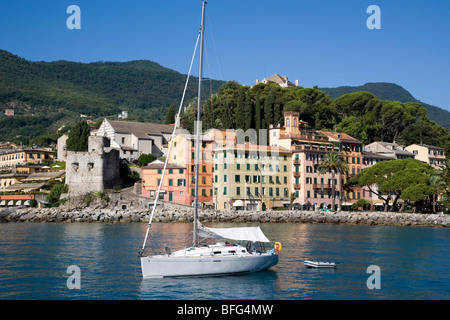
[193,0,206,247]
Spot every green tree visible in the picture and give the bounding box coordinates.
[317,151,349,211]
[243,90,253,131]
[164,104,176,124]
[47,183,68,206]
[234,86,246,129]
[428,172,447,213]
[347,158,435,212]
[254,92,262,143]
[263,89,275,129]
[138,153,156,167]
[66,121,90,151]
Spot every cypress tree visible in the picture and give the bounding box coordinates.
[235,87,246,129]
[264,90,275,129]
[164,104,176,124]
[255,92,261,144]
[244,90,253,131]
[66,121,90,151]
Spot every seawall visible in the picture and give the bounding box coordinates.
[0,202,448,228]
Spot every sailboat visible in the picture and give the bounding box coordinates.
[138,1,280,278]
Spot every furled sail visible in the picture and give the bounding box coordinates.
[198,221,271,242]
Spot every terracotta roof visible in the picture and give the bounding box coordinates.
[319,131,362,144]
[143,160,185,170]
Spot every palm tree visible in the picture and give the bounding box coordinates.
[317,151,349,211]
[429,171,447,213]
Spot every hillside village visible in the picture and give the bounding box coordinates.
[0,75,448,214]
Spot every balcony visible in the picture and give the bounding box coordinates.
[293,158,301,165]
[293,184,301,190]
[293,171,301,178]
[313,184,332,190]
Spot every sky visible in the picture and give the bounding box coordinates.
[1,0,449,111]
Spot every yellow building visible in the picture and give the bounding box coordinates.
[405,144,446,169]
[213,143,291,211]
[0,149,55,169]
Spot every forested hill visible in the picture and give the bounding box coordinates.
[319,82,450,130]
[0,49,224,143]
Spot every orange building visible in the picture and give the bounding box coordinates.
[141,131,215,207]
[141,160,188,204]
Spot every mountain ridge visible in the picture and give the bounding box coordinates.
[0,49,449,145]
[319,82,450,129]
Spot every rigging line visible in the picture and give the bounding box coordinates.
[204,45,214,129]
[139,31,201,255]
[205,5,224,82]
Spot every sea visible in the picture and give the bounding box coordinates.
[0,221,448,301]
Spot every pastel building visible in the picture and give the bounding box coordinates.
[141,160,188,204]
[0,149,55,169]
[319,130,365,206]
[270,111,342,210]
[364,142,415,160]
[213,143,291,211]
[405,144,446,169]
[141,130,215,207]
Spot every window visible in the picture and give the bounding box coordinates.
[235,175,240,183]
[236,187,240,195]
[122,137,125,144]
[169,169,173,174]
[179,169,184,174]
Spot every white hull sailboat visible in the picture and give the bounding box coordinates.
[141,223,280,278]
[138,1,280,278]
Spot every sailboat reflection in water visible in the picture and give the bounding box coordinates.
[138,1,280,278]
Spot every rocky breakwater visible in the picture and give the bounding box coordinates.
[0,205,449,227]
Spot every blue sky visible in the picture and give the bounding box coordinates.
[1,0,449,111]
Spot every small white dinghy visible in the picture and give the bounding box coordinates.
[304,260,337,268]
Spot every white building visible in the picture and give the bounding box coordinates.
[95,119,177,161]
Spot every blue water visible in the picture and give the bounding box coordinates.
[0,222,448,300]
